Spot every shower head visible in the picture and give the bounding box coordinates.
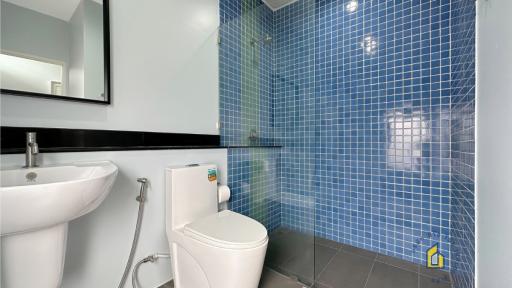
[250,34,273,46]
[262,0,298,11]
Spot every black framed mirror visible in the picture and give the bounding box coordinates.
[0,0,110,104]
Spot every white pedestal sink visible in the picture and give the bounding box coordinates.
[0,161,118,288]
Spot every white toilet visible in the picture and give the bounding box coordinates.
[165,164,268,288]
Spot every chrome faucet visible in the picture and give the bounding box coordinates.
[24,132,39,168]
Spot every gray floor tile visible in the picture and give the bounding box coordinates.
[365,262,418,288]
[265,240,294,267]
[341,244,377,260]
[265,228,452,288]
[376,254,420,273]
[266,232,311,268]
[315,237,343,250]
[419,275,452,288]
[259,268,307,288]
[419,266,451,283]
[279,244,337,283]
[312,282,332,288]
[159,280,173,288]
[317,251,373,288]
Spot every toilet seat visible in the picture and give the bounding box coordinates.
[184,210,268,249]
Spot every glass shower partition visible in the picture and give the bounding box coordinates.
[269,0,318,285]
[219,0,317,286]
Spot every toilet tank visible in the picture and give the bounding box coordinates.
[165,164,218,232]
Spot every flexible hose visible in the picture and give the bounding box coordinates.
[131,253,171,288]
[117,178,148,288]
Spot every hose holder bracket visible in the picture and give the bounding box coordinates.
[136,178,148,202]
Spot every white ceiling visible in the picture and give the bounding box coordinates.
[262,0,298,11]
[3,0,102,22]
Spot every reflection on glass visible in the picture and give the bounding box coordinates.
[0,53,64,95]
[345,0,358,13]
[386,109,429,171]
[361,34,378,55]
[0,0,105,101]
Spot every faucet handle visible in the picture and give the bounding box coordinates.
[26,132,39,153]
[30,142,39,154]
[24,132,39,168]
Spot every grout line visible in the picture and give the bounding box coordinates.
[340,248,377,261]
[374,256,420,274]
[362,259,376,288]
[314,240,341,251]
[264,267,307,288]
[313,249,341,288]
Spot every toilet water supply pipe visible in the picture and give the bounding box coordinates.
[117,178,171,288]
[132,253,171,288]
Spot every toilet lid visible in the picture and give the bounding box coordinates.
[184,210,268,249]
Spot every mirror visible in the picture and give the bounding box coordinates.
[0,0,110,104]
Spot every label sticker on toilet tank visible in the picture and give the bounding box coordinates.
[208,169,217,182]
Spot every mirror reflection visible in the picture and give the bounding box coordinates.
[0,0,108,102]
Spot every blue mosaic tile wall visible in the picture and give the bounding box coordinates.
[220,0,475,278]
[274,0,453,268]
[450,1,475,287]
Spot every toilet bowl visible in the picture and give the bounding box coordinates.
[165,164,268,288]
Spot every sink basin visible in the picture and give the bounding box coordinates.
[1,161,118,236]
[1,161,118,288]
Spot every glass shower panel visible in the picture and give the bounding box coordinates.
[219,0,275,147]
[219,0,317,286]
[270,0,317,285]
[221,0,475,287]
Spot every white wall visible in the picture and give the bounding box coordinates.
[1,0,220,135]
[476,0,512,287]
[0,149,228,288]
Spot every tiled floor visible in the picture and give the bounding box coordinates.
[160,228,452,288]
[159,280,173,288]
[263,228,452,288]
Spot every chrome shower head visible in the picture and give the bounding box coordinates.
[250,34,273,46]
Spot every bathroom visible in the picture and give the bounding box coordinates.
[0,0,509,287]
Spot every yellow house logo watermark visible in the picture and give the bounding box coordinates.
[426,243,444,269]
